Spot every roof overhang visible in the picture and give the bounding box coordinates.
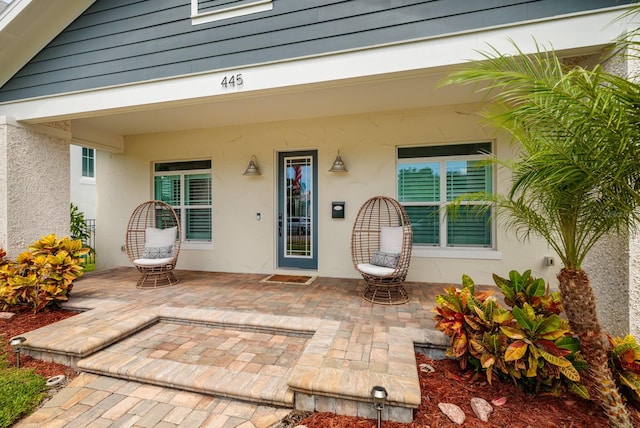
[0,5,634,152]
[0,0,96,88]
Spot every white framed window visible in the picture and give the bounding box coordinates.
[191,0,273,25]
[82,147,95,178]
[397,142,496,256]
[154,160,212,248]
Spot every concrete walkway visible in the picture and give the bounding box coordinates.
[15,268,447,427]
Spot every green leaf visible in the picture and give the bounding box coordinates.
[461,274,475,294]
[512,306,533,330]
[509,270,523,293]
[493,273,516,302]
[527,278,546,297]
[567,381,590,399]
[536,315,560,335]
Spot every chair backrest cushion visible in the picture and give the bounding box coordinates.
[145,227,177,246]
[380,226,403,254]
[143,227,177,259]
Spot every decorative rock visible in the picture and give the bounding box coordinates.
[0,312,15,319]
[438,402,465,425]
[470,397,494,422]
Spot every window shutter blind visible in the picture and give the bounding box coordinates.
[186,209,212,240]
[446,161,491,201]
[186,174,212,205]
[404,206,439,245]
[185,174,212,240]
[154,175,180,205]
[397,163,439,202]
[447,207,491,247]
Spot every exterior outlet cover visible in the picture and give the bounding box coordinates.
[544,256,555,266]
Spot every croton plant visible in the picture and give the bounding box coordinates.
[433,270,589,398]
[0,234,89,312]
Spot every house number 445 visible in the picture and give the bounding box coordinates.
[221,74,243,88]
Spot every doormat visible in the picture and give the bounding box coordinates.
[261,274,317,285]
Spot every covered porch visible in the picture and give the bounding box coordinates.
[17,267,448,423]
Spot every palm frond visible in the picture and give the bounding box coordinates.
[444,40,640,269]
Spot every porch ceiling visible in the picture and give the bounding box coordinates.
[68,45,607,139]
[71,68,474,137]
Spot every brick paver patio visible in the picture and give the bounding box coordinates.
[15,267,449,427]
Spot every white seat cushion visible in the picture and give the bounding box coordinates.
[134,257,174,266]
[357,263,395,277]
[380,226,403,254]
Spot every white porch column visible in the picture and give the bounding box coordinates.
[0,117,71,259]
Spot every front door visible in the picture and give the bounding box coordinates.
[277,150,318,270]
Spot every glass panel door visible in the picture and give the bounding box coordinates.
[277,150,318,269]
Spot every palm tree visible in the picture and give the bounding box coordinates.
[444,42,640,427]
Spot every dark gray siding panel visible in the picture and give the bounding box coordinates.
[0,0,632,101]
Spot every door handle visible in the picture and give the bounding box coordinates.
[278,213,283,237]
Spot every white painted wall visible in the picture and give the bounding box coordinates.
[96,104,560,286]
[69,144,96,219]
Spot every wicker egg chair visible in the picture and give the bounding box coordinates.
[351,196,413,304]
[125,200,181,288]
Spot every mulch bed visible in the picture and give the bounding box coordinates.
[0,307,78,379]
[299,353,640,428]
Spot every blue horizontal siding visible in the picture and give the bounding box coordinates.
[0,0,631,101]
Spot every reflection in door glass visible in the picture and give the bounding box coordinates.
[284,156,313,258]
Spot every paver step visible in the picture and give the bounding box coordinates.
[76,319,306,408]
[78,350,294,408]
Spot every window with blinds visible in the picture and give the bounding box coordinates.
[397,143,493,248]
[154,160,212,243]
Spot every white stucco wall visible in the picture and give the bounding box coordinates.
[627,45,640,340]
[0,123,7,252]
[629,230,640,340]
[1,120,70,258]
[577,42,638,338]
[97,104,560,286]
[583,235,631,337]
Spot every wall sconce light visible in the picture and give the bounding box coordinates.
[243,155,261,176]
[328,151,348,172]
[9,336,26,368]
[371,385,388,428]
